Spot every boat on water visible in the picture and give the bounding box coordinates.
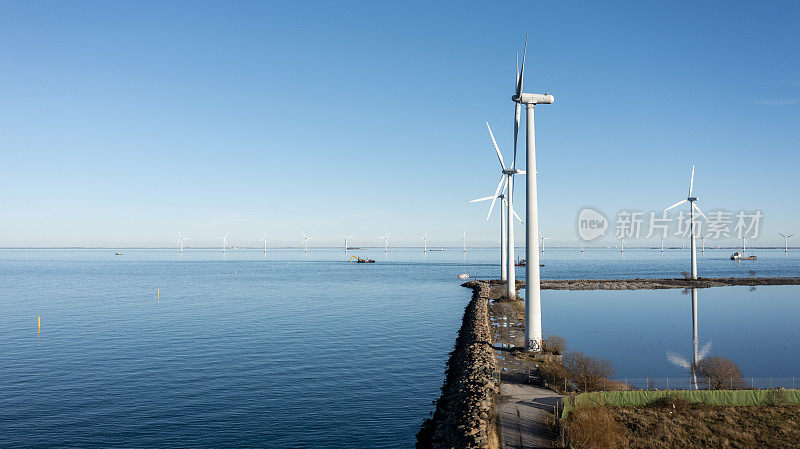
[428,248,445,252]
[115,252,123,256]
[515,259,544,267]
[458,273,469,280]
[346,247,361,250]
[731,251,756,261]
[350,255,375,263]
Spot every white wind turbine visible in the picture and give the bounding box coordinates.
[618,237,625,253]
[482,121,525,299]
[300,232,314,254]
[742,237,748,253]
[664,165,707,280]
[177,232,189,254]
[260,233,268,255]
[779,233,793,253]
[217,233,230,254]
[422,233,428,253]
[340,234,353,252]
[512,36,555,352]
[701,234,705,253]
[470,179,523,281]
[667,288,712,390]
[539,233,549,253]
[379,233,390,253]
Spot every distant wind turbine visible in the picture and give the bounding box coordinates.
[743,237,748,254]
[701,234,705,253]
[217,233,230,254]
[340,234,353,252]
[779,233,794,253]
[300,232,314,254]
[664,165,707,280]
[177,232,189,254]
[539,233,549,253]
[618,237,625,253]
[379,233,390,253]
[422,233,427,253]
[580,238,584,253]
[461,231,467,253]
[260,233,268,255]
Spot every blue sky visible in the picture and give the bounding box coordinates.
[1,1,798,248]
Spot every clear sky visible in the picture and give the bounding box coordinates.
[1,1,798,248]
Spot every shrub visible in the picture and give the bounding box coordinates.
[694,356,744,390]
[542,334,567,355]
[563,351,615,392]
[540,359,569,391]
[564,405,625,449]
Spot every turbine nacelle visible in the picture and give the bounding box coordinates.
[502,169,525,175]
[512,93,555,105]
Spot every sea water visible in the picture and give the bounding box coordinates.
[0,248,798,447]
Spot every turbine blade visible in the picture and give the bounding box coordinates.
[511,206,524,224]
[486,175,505,220]
[470,195,495,203]
[664,199,688,212]
[666,352,692,370]
[692,202,708,221]
[513,36,526,169]
[689,165,695,197]
[486,122,505,170]
[779,233,786,238]
[698,341,712,360]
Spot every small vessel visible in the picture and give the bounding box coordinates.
[730,252,756,261]
[350,255,375,263]
[428,248,445,252]
[115,252,123,256]
[515,259,526,267]
[458,273,470,280]
[346,247,361,250]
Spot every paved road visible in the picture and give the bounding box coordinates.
[497,383,563,449]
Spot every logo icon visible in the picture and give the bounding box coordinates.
[577,208,608,241]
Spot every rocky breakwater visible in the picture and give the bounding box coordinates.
[416,281,499,449]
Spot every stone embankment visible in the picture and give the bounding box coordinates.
[480,277,800,291]
[416,282,499,449]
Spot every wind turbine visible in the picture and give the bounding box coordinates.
[177,232,189,254]
[539,233,549,253]
[340,234,353,252]
[217,233,230,254]
[701,234,705,253]
[379,233,390,253]
[743,237,748,254]
[484,121,526,300]
[260,233,268,255]
[580,238,584,253]
[512,37,555,352]
[422,233,428,253]
[618,237,625,253]
[461,231,467,253]
[470,178,523,281]
[664,165,707,280]
[667,288,712,390]
[300,232,314,254]
[661,238,664,253]
[779,233,793,253]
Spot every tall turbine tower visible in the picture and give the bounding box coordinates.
[485,122,525,299]
[664,166,708,280]
[512,37,555,351]
[779,233,793,253]
[177,232,189,254]
[422,233,428,253]
[461,231,466,253]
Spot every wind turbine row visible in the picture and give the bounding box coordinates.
[470,37,554,352]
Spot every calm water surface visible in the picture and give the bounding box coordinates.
[1,247,798,447]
